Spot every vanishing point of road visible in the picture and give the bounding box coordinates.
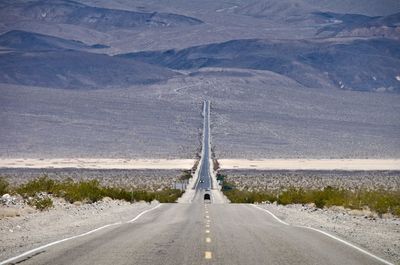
[2,101,392,265]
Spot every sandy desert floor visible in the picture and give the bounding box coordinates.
[218,159,400,171]
[0,159,195,170]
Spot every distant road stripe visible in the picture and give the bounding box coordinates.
[297,226,394,265]
[251,204,289,225]
[205,251,212,259]
[0,204,163,265]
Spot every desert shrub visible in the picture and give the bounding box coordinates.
[180,170,192,181]
[217,173,226,182]
[213,159,220,171]
[225,190,276,203]
[278,187,306,205]
[221,180,235,191]
[305,186,347,209]
[393,206,400,216]
[59,180,103,203]
[358,190,400,217]
[192,160,199,172]
[102,187,131,202]
[154,189,183,203]
[16,176,55,197]
[28,196,53,211]
[0,177,9,195]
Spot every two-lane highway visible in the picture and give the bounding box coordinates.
[194,100,212,191]
[8,203,388,265]
[2,101,393,265]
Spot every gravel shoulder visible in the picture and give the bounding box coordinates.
[0,198,157,262]
[257,203,400,264]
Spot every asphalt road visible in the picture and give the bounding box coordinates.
[195,100,212,191]
[12,203,386,265]
[4,100,391,265]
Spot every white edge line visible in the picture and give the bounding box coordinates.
[0,204,163,265]
[251,204,289,226]
[252,204,393,265]
[127,203,162,223]
[297,226,394,265]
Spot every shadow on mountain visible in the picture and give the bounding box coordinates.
[119,38,400,92]
[0,0,203,31]
[0,30,109,51]
[0,50,178,89]
[316,12,400,39]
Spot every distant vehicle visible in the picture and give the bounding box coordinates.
[205,188,210,191]
[200,179,204,183]
[204,193,211,202]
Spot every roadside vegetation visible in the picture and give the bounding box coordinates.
[179,170,192,181]
[1,176,183,211]
[218,174,400,217]
[0,177,9,196]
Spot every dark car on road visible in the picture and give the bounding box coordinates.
[204,193,211,203]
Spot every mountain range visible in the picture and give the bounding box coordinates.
[0,0,399,158]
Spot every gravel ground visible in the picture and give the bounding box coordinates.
[2,69,399,160]
[220,170,400,191]
[258,203,400,264]
[0,197,157,262]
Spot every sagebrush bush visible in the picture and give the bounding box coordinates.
[0,177,9,195]
[28,196,53,211]
[16,176,55,197]
[224,189,276,204]
[59,180,103,203]
[278,187,306,205]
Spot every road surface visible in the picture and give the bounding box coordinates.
[2,101,391,265]
[194,100,212,191]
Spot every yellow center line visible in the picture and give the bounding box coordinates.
[205,251,212,259]
[205,229,210,234]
